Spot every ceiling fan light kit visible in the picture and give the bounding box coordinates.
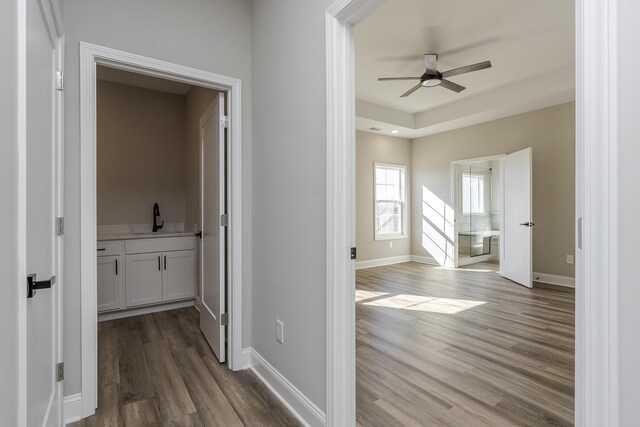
[378,53,492,97]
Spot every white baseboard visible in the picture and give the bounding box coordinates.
[533,272,575,288]
[241,347,252,369]
[63,393,82,425]
[355,255,412,269]
[194,296,202,312]
[244,347,326,427]
[97,299,195,322]
[410,254,439,265]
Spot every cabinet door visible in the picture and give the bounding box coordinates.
[162,250,196,301]
[126,253,163,307]
[97,255,123,312]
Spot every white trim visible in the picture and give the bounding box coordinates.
[97,299,195,322]
[79,42,244,418]
[241,347,252,370]
[355,255,411,270]
[246,348,326,427]
[533,272,576,288]
[410,255,439,266]
[576,0,620,424]
[63,394,82,425]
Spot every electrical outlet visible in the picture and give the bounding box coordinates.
[276,319,284,344]
[566,254,574,264]
[389,241,393,248]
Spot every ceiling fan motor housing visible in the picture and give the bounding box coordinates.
[421,71,442,87]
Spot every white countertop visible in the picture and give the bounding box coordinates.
[98,231,196,241]
[97,223,197,241]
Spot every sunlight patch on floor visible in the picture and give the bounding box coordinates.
[355,290,389,302]
[362,293,486,314]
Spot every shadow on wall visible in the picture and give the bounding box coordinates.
[422,186,455,267]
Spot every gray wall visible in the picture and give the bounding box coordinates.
[62,0,253,397]
[411,102,576,278]
[619,0,640,421]
[97,81,187,226]
[251,0,332,411]
[0,0,19,423]
[356,131,412,262]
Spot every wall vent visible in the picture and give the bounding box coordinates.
[368,127,382,132]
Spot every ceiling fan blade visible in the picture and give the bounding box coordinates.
[400,83,423,97]
[424,54,438,73]
[440,79,466,93]
[378,77,421,81]
[441,60,492,78]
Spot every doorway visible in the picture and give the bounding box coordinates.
[78,43,244,418]
[326,0,616,425]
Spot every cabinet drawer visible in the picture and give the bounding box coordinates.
[125,236,195,255]
[97,240,124,257]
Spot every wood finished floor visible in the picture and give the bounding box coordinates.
[356,262,575,427]
[69,307,300,427]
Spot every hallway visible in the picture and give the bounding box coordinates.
[70,308,300,427]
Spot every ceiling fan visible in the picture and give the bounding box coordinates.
[378,54,492,97]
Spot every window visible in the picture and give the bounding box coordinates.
[374,163,407,240]
[462,172,485,214]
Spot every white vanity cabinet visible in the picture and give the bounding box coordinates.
[97,235,196,314]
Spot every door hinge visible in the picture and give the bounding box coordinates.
[57,362,64,382]
[221,313,229,326]
[55,71,64,91]
[220,214,228,227]
[350,247,357,260]
[220,115,229,128]
[56,217,64,236]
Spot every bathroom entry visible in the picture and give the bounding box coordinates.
[452,149,534,288]
[452,155,504,269]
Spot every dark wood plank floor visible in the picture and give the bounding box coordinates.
[356,262,575,427]
[70,307,300,427]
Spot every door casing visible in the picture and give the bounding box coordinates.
[78,43,244,418]
[326,0,619,425]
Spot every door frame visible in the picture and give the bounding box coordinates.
[450,153,505,269]
[326,1,619,426]
[79,43,244,417]
[17,0,65,425]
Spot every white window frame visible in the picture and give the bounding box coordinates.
[373,162,407,240]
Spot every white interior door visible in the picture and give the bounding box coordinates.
[25,0,60,424]
[200,94,227,363]
[500,147,533,287]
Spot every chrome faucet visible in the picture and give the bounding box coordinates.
[153,203,164,232]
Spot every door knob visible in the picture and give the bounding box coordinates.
[27,273,56,298]
[519,222,535,227]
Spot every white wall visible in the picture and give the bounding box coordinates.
[356,131,411,262]
[62,0,253,397]
[0,0,20,423]
[97,80,188,226]
[251,0,332,412]
[411,103,576,278]
[619,0,640,421]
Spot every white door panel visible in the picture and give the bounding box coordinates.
[25,0,59,424]
[200,94,226,363]
[501,148,533,288]
[97,256,123,312]
[126,254,163,307]
[163,250,196,301]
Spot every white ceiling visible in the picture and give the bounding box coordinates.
[97,66,193,95]
[353,0,575,137]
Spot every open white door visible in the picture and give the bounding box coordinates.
[200,94,227,363]
[500,148,533,287]
[24,0,62,424]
